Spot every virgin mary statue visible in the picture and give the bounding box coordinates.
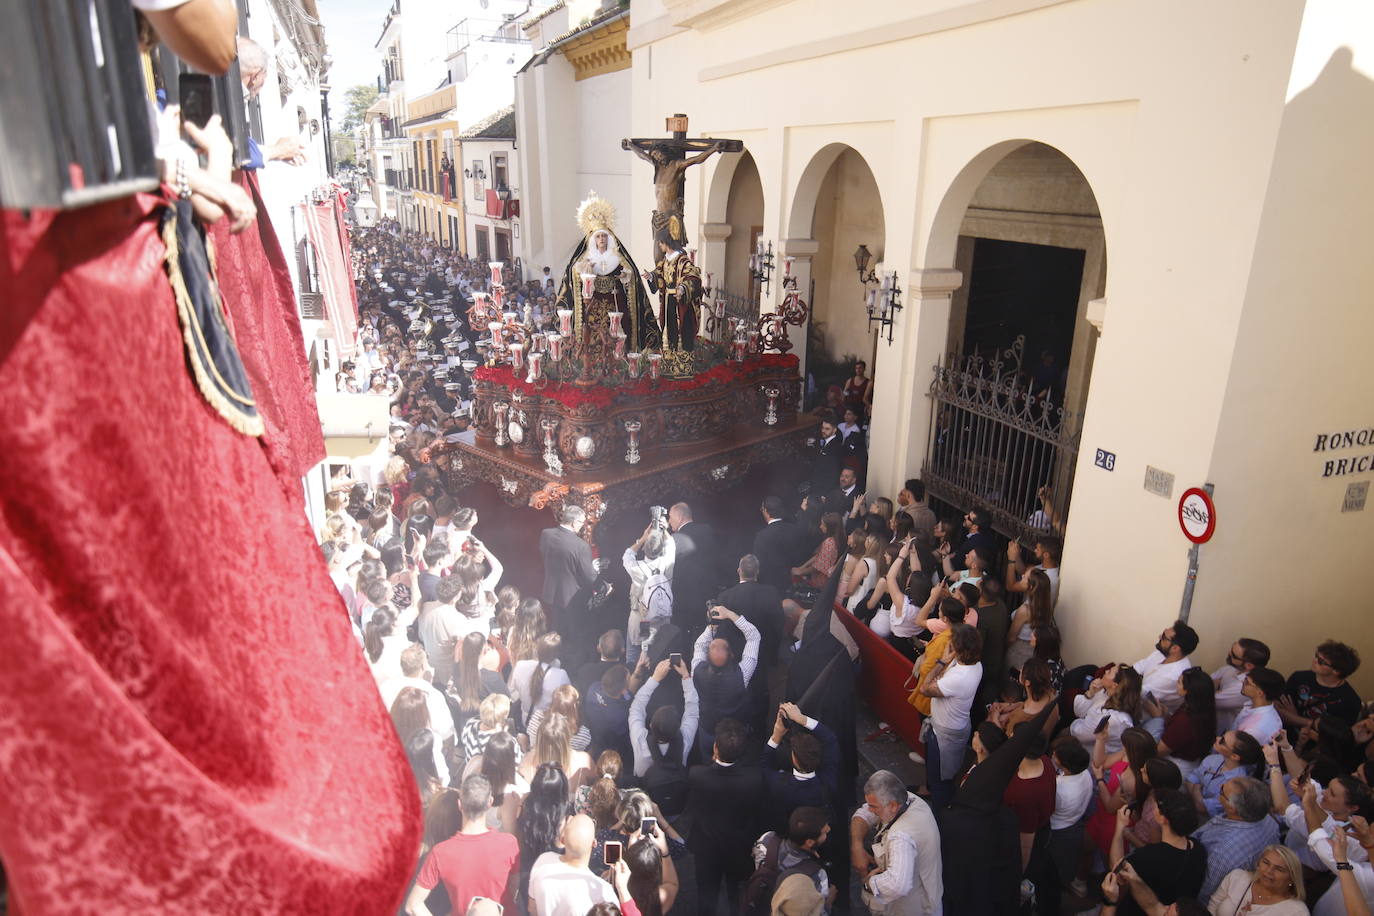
[553,194,661,366]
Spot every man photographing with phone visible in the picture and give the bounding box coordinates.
[690,604,762,761]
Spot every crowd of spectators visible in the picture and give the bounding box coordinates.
[313,231,1374,916]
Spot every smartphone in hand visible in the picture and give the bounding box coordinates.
[1094,716,1111,735]
[669,652,683,668]
[640,816,658,836]
[603,841,622,865]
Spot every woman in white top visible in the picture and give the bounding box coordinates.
[1070,663,1142,753]
[508,632,570,728]
[364,606,411,684]
[919,624,983,808]
[1207,846,1309,915]
[844,534,883,613]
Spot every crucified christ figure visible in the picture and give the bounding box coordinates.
[626,139,730,214]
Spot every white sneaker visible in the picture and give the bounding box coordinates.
[907,750,925,765]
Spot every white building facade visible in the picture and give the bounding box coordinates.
[619,0,1374,689]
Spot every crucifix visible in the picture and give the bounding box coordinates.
[622,114,744,217]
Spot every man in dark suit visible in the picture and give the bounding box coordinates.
[686,717,765,916]
[810,419,843,495]
[716,554,785,671]
[668,502,724,643]
[764,702,841,832]
[753,495,805,593]
[539,505,598,651]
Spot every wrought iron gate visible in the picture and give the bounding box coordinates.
[922,336,1083,542]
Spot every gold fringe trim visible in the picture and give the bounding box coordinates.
[160,207,265,438]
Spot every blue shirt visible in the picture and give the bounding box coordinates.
[1192,813,1280,899]
[1186,753,1252,818]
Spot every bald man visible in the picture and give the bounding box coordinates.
[527,814,617,916]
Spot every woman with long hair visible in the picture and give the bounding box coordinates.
[1072,663,1143,753]
[844,534,884,613]
[506,598,548,663]
[377,536,417,622]
[390,686,449,792]
[1207,845,1308,915]
[526,683,592,752]
[990,657,1060,735]
[478,730,526,833]
[1086,726,1157,860]
[1005,568,1053,673]
[365,607,409,683]
[515,763,570,901]
[1031,625,1066,692]
[838,528,866,602]
[450,631,508,736]
[520,711,592,789]
[1154,667,1217,779]
[792,511,845,589]
[1121,757,1183,850]
[861,541,903,626]
[509,632,569,729]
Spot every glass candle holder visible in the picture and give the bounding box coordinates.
[613,333,626,359]
[508,342,524,371]
[546,332,564,361]
[527,351,544,381]
[581,273,596,299]
[732,339,747,362]
[558,309,574,337]
[608,311,623,337]
[627,351,642,379]
[488,261,504,286]
[647,353,663,380]
[492,285,504,309]
[747,329,760,352]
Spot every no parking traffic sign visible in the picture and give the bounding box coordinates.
[1177,487,1216,544]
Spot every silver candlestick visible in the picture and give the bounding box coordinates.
[494,400,510,446]
[763,386,780,426]
[541,417,563,477]
[624,418,642,465]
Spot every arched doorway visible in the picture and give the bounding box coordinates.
[788,144,885,405]
[701,150,766,338]
[923,142,1105,540]
[721,151,763,300]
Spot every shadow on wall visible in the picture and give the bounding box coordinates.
[1199,45,1374,689]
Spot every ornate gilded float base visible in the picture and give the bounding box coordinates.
[430,414,820,542]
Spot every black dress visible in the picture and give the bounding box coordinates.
[940,703,1058,914]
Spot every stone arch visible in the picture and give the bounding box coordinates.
[785,143,886,380]
[911,139,1108,541]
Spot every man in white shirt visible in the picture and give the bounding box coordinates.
[1044,737,1095,906]
[528,814,617,916]
[379,645,456,745]
[1132,620,1199,716]
[851,769,942,915]
[1213,637,1270,732]
[418,576,466,690]
[628,657,699,777]
[1233,668,1285,743]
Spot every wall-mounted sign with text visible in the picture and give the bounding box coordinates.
[1315,426,1374,478]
